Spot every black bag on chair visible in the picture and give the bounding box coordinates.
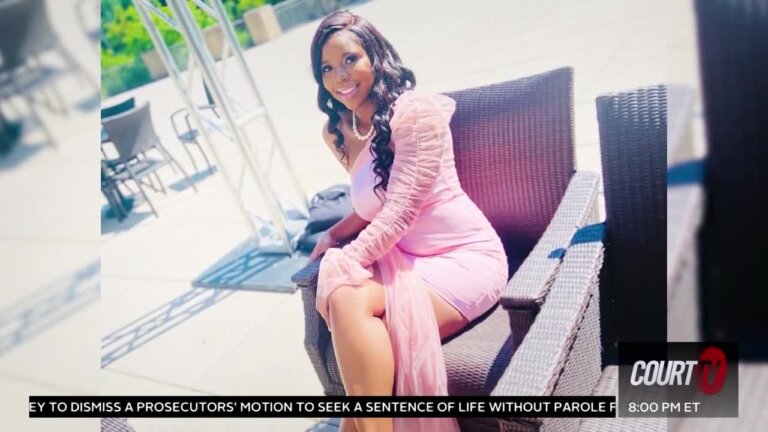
[297,184,352,253]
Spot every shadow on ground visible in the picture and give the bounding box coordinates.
[101,287,238,368]
[0,260,100,356]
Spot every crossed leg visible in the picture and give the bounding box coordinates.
[327,269,468,432]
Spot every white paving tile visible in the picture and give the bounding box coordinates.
[0,242,99,395]
[0,158,99,242]
[100,368,208,395]
[102,277,295,392]
[0,375,99,432]
[101,222,253,281]
[193,290,323,396]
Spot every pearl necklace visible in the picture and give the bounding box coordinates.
[352,111,374,141]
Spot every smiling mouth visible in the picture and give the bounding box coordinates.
[336,84,359,99]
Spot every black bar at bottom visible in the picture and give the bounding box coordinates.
[30,396,617,418]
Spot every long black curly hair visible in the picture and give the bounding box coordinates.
[310,10,416,200]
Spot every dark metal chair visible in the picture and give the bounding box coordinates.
[101,97,137,160]
[101,102,197,217]
[22,0,99,109]
[101,97,136,120]
[101,162,131,222]
[0,0,54,145]
[293,68,607,431]
[168,82,218,173]
[169,107,215,174]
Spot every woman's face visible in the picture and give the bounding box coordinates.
[320,30,374,112]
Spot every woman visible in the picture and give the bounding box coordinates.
[309,11,508,432]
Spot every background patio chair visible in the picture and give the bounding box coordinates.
[101,102,197,217]
[22,0,98,109]
[169,107,215,174]
[579,85,668,432]
[101,162,131,222]
[695,0,768,359]
[293,67,606,431]
[595,85,667,365]
[167,82,220,174]
[101,97,136,160]
[672,2,768,430]
[101,97,136,120]
[0,0,54,145]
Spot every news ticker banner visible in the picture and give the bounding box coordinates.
[29,396,616,418]
[618,342,738,418]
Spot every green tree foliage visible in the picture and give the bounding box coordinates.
[101,0,277,96]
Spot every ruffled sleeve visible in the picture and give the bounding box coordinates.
[317,91,456,309]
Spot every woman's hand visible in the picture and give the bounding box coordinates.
[309,231,338,261]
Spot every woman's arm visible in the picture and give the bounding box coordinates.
[309,210,370,261]
[334,92,454,267]
[308,122,370,261]
[328,210,370,242]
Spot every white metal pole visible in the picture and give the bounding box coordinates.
[206,0,310,215]
[166,0,293,253]
[133,0,264,248]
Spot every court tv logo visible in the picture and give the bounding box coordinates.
[629,345,728,394]
[618,343,738,418]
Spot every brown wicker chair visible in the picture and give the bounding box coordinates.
[292,67,605,431]
[595,85,667,365]
[695,0,768,359]
[674,1,768,429]
[580,85,668,432]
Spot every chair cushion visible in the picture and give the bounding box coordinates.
[101,97,136,119]
[444,304,520,396]
[178,129,199,143]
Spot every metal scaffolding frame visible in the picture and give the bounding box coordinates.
[133,0,309,254]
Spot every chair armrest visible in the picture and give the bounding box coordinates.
[493,224,604,430]
[291,257,321,287]
[502,170,600,311]
[493,223,604,396]
[291,237,354,287]
[169,105,219,137]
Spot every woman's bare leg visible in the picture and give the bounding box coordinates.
[328,280,393,432]
[328,279,469,432]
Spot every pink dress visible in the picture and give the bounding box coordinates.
[317,90,508,431]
